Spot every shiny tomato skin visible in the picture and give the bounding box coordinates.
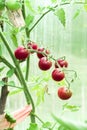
[55,59,68,68]
[58,87,72,100]
[14,46,29,60]
[37,48,45,59]
[52,68,65,81]
[38,57,52,71]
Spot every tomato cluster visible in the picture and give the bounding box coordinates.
[14,42,72,100]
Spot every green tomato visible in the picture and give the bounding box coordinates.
[6,0,21,11]
[0,0,5,10]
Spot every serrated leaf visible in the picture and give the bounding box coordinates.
[25,14,34,27]
[6,68,14,77]
[28,123,39,130]
[0,80,5,87]
[73,9,80,19]
[9,89,23,96]
[63,103,80,112]
[55,8,66,27]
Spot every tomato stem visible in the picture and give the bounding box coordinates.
[0,30,35,123]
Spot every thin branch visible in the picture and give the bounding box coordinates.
[0,56,22,84]
[29,6,57,33]
[29,1,87,33]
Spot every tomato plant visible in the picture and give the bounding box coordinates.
[0,0,86,130]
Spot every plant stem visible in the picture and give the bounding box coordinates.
[29,1,87,33]
[25,56,30,80]
[0,31,35,123]
[29,3,70,32]
[0,56,22,84]
[21,0,31,81]
[32,113,44,124]
[29,8,54,33]
[6,84,23,89]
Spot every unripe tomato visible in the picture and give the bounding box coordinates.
[58,87,72,100]
[0,0,5,10]
[14,46,29,60]
[6,0,21,11]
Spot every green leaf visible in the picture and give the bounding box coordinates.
[10,28,18,47]
[0,66,5,72]
[0,80,5,87]
[73,9,81,19]
[57,79,67,86]
[63,103,80,112]
[9,89,23,96]
[55,8,66,27]
[28,123,39,130]
[36,88,45,106]
[84,5,87,12]
[85,0,87,3]
[51,0,57,3]
[8,81,15,86]
[0,44,2,56]
[37,6,45,14]
[52,114,87,130]
[6,68,14,77]
[58,125,70,130]
[25,0,36,15]
[5,113,16,124]
[11,34,18,47]
[42,122,51,129]
[61,0,68,2]
[25,14,34,27]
